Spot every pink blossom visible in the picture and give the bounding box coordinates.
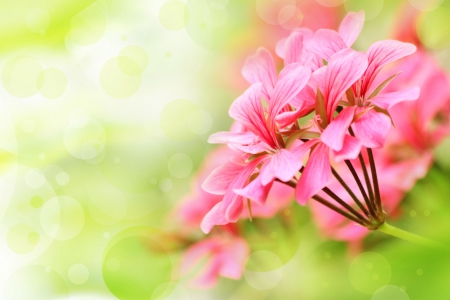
[176,144,293,234]
[201,52,311,233]
[182,235,249,289]
[304,11,419,149]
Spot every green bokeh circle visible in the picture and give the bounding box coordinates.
[102,226,180,300]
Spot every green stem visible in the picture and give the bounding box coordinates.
[378,222,446,250]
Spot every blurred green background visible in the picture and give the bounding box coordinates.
[1,0,450,299]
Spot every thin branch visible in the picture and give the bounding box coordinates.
[367,148,382,217]
[322,187,369,223]
[344,160,377,218]
[331,167,369,217]
[312,195,367,226]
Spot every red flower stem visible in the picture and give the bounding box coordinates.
[358,152,376,211]
[277,179,369,226]
[311,195,368,226]
[331,167,369,217]
[344,160,377,218]
[322,187,369,223]
[297,166,368,222]
[367,148,382,217]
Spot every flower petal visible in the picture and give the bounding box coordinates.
[284,32,304,65]
[221,156,268,221]
[202,160,245,195]
[208,131,259,145]
[353,108,391,148]
[332,134,362,162]
[229,83,275,147]
[304,29,348,61]
[260,149,302,185]
[270,63,311,118]
[324,49,368,119]
[295,143,331,205]
[200,202,228,234]
[338,11,365,47]
[369,86,420,110]
[321,106,356,151]
[219,238,249,279]
[234,174,273,205]
[363,40,416,93]
[242,48,277,99]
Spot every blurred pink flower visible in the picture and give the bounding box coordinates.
[182,235,249,289]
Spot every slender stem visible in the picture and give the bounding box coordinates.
[297,165,368,222]
[378,222,447,250]
[332,167,369,217]
[367,148,382,216]
[344,160,377,217]
[312,195,366,226]
[322,187,368,223]
[358,152,376,209]
[276,179,368,226]
[347,127,377,216]
[247,199,253,222]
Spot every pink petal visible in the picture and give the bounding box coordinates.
[275,105,314,128]
[353,108,391,148]
[304,29,348,61]
[325,49,368,119]
[295,143,331,205]
[270,63,311,118]
[225,197,244,222]
[242,48,277,99]
[290,139,320,160]
[221,156,268,221]
[290,84,316,109]
[338,11,365,47]
[219,238,249,279]
[309,66,327,93]
[321,106,356,151]
[202,160,245,195]
[234,174,273,205]
[189,256,221,288]
[283,32,304,65]
[332,134,362,162]
[200,202,228,234]
[229,83,275,147]
[208,131,259,145]
[260,149,302,185]
[363,40,416,93]
[182,239,218,272]
[369,86,420,110]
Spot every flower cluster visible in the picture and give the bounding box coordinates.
[170,10,450,288]
[202,11,419,233]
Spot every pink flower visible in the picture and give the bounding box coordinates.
[201,52,311,233]
[387,50,450,151]
[293,48,368,205]
[176,143,293,234]
[182,235,249,289]
[304,11,419,149]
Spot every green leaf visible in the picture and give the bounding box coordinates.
[346,87,355,105]
[315,87,328,129]
[368,72,401,99]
